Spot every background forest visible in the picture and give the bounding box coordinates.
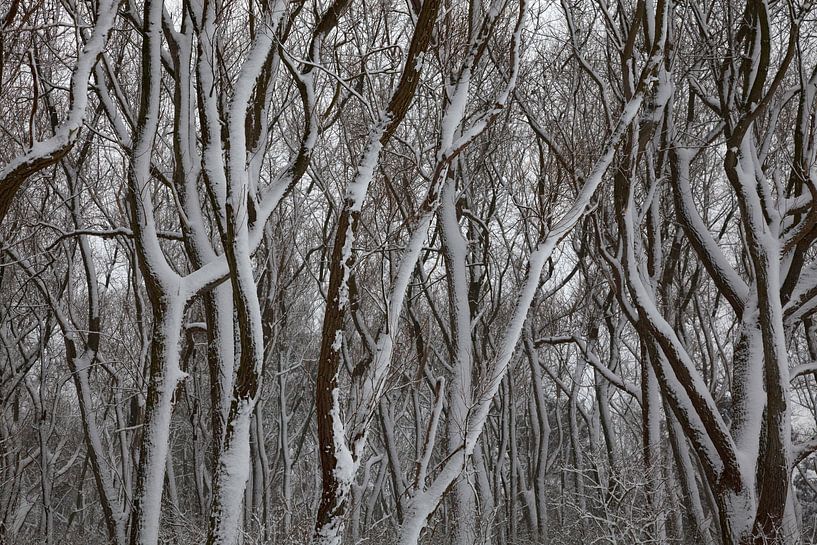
[2,0,817,544]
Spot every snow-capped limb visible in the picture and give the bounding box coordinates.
[793,435,817,465]
[165,0,351,307]
[163,19,212,262]
[610,78,801,542]
[251,0,349,215]
[128,297,189,545]
[790,361,817,380]
[725,0,799,148]
[782,261,817,323]
[348,208,435,432]
[724,116,792,541]
[254,21,332,222]
[603,24,751,516]
[439,169,477,545]
[126,0,181,292]
[435,0,511,158]
[94,58,199,242]
[184,18,237,452]
[617,160,741,487]
[650,340,755,541]
[642,339,669,544]
[743,242,791,533]
[777,68,817,259]
[205,268,263,545]
[368,9,527,530]
[670,146,749,313]
[201,285,235,458]
[205,3,316,543]
[178,3,353,542]
[162,12,240,470]
[312,0,443,541]
[195,0,229,230]
[124,0,197,543]
[437,0,527,164]
[364,2,526,399]
[346,114,508,537]
[0,0,119,226]
[93,61,135,150]
[223,0,287,201]
[207,400,256,545]
[727,304,765,491]
[779,76,817,320]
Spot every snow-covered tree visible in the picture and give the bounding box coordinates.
[2,1,817,545]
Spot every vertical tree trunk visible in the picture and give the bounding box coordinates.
[129,302,188,545]
[523,329,549,542]
[441,174,477,545]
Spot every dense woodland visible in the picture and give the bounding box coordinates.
[2,0,817,544]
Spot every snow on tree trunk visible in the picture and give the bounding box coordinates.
[128,301,188,545]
